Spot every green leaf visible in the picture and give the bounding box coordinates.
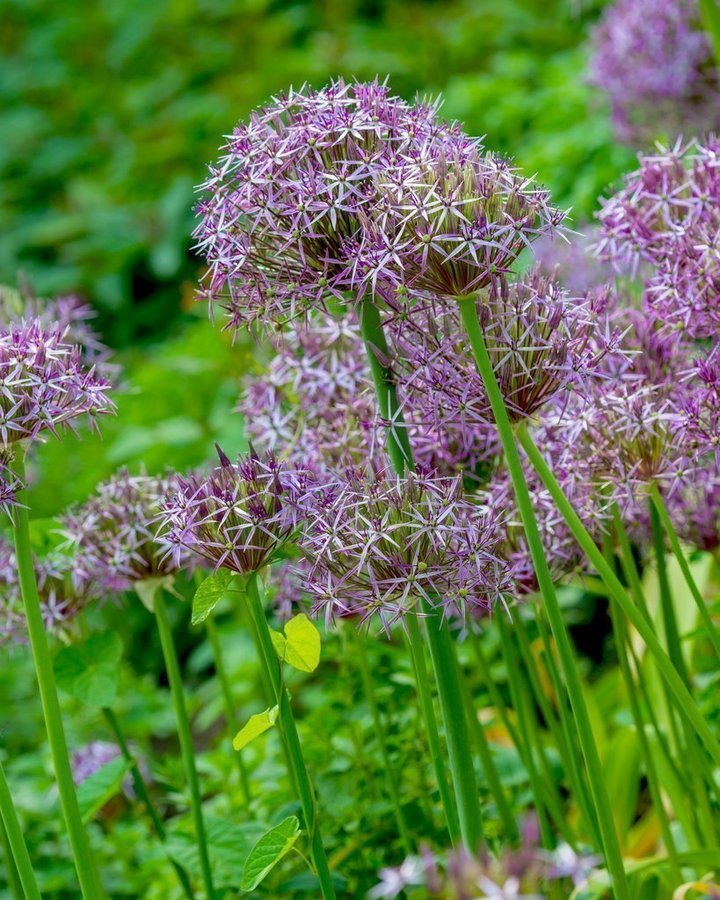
[134,575,174,612]
[273,613,321,673]
[241,816,301,892]
[192,570,233,625]
[54,631,123,707]
[232,706,279,751]
[76,757,132,823]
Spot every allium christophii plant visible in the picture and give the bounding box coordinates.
[160,446,304,576]
[589,0,720,144]
[596,138,720,338]
[299,468,510,628]
[195,78,467,332]
[0,320,114,450]
[379,147,565,301]
[63,470,192,596]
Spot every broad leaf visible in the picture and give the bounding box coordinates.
[192,570,233,625]
[232,706,279,751]
[54,631,123,707]
[272,613,321,673]
[241,816,301,892]
[77,757,131,822]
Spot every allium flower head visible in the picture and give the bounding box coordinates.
[299,468,510,628]
[63,470,191,595]
[0,319,114,449]
[195,78,466,332]
[589,0,720,144]
[160,446,304,576]
[380,149,564,300]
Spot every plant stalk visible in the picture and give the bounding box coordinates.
[0,758,41,900]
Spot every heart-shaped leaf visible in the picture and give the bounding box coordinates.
[272,614,321,673]
[241,816,301,891]
[232,706,279,751]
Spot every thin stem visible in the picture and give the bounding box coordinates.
[153,590,215,900]
[0,758,41,900]
[0,815,25,900]
[458,300,629,897]
[405,614,460,845]
[10,449,106,900]
[350,627,413,854]
[245,573,336,900]
[699,0,720,66]
[515,422,720,768]
[101,707,195,900]
[205,615,253,808]
[649,483,720,659]
[649,500,689,686]
[421,602,484,851]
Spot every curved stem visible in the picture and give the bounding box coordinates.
[0,758,41,900]
[154,591,215,900]
[205,616,253,808]
[102,707,195,899]
[457,300,629,897]
[350,627,412,854]
[10,449,105,900]
[245,573,336,900]
[516,422,720,768]
[405,614,460,845]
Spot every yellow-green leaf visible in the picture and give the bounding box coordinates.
[232,706,279,752]
[269,628,286,659]
[280,613,321,673]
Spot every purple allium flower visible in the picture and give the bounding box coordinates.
[595,138,720,339]
[0,319,114,450]
[268,557,312,622]
[589,0,720,144]
[394,268,623,428]
[298,467,510,628]
[195,78,467,333]
[544,844,601,888]
[532,226,615,294]
[378,149,565,301]
[367,856,425,899]
[159,446,305,576]
[63,470,192,595]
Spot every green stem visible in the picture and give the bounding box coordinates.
[458,300,629,897]
[153,591,215,900]
[405,614,460,845]
[421,603,484,851]
[699,0,720,66]
[101,707,195,900]
[10,449,105,900]
[205,615,253,808]
[516,422,720,769]
[350,627,413,854]
[649,500,688,686]
[358,300,414,475]
[245,573,336,900]
[0,814,24,900]
[0,758,41,900]
[649,483,720,660]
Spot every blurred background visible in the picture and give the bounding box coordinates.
[0,0,633,511]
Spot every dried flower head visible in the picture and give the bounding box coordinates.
[589,0,720,144]
[159,446,305,576]
[63,470,191,595]
[299,468,510,628]
[195,78,466,332]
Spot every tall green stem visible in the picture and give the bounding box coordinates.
[10,449,105,900]
[153,591,215,900]
[405,614,460,845]
[699,0,720,65]
[649,501,688,685]
[205,615,253,808]
[0,758,41,900]
[102,707,195,899]
[649,483,720,659]
[245,573,336,900]
[0,815,24,900]
[457,300,629,897]
[516,422,720,768]
[359,300,483,850]
[350,627,412,854]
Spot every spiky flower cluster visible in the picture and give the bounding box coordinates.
[377,148,564,300]
[596,138,720,339]
[63,470,192,595]
[159,447,304,576]
[395,268,622,428]
[195,79,473,332]
[298,468,510,628]
[0,320,114,449]
[589,0,720,144]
